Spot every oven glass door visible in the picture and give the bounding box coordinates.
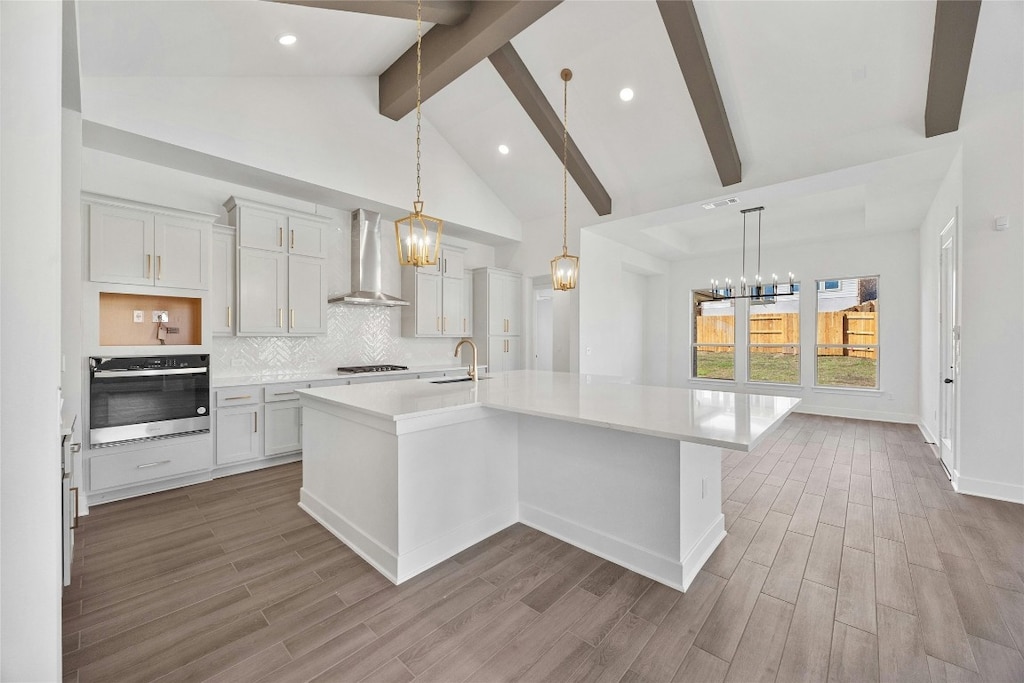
[90,365,209,445]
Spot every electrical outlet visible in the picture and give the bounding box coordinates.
[307,356,318,364]
[152,310,168,323]
[133,310,144,323]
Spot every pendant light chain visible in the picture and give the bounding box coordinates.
[561,70,569,257]
[414,0,423,210]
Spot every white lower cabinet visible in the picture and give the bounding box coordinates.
[215,404,262,465]
[265,402,302,456]
[487,336,522,373]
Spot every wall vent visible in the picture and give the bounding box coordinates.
[702,197,740,210]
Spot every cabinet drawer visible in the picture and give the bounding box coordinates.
[90,441,211,491]
[264,382,309,402]
[216,387,260,407]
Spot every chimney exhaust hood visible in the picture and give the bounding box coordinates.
[328,209,409,307]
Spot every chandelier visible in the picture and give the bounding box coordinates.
[550,68,579,291]
[706,206,796,301]
[395,0,443,267]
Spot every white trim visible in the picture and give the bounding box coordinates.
[811,386,883,396]
[917,421,938,446]
[793,404,918,424]
[955,476,1024,505]
[300,487,399,582]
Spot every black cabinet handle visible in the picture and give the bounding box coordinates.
[944,378,954,384]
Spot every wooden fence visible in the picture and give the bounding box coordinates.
[695,311,877,358]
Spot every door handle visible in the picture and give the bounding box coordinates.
[278,308,283,328]
[290,229,295,250]
[944,378,954,384]
[279,226,283,247]
[146,254,152,279]
[157,255,162,280]
[227,306,232,328]
[290,308,295,329]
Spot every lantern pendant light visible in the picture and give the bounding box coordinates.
[395,0,443,267]
[550,68,579,291]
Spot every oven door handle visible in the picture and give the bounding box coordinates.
[93,367,208,378]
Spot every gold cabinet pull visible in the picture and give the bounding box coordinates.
[156,255,162,280]
[225,395,252,401]
[290,229,295,250]
[290,308,295,329]
[278,226,283,247]
[443,316,447,332]
[70,487,79,529]
[146,253,152,278]
[253,412,258,433]
[227,306,232,328]
[278,308,283,328]
[443,257,447,274]
[463,318,466,333]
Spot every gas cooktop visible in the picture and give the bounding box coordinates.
[337,364,409,374]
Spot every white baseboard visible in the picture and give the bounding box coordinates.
[917,421,938,446]
[520,503,724,592]
[954,476,1024,504]
[300,487,517,584]
[794,405,918,424]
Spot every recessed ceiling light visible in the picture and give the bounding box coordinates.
[619,87,634,102]
[277,34,297,46]
[498,144,510,155]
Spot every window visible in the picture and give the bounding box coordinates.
[815,276,879,388]
[749,285,800,384]
[693,291,734,380]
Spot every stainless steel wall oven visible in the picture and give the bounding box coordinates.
[89,355,210,447]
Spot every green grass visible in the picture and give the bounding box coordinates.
[695,351,734,380]
[695,352,877,387]
[749,352,799,384]
[816,355,878,388]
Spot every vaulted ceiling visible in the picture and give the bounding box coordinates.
[76,0,1019,258]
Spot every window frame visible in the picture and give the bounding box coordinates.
[691,290,736,382]
[813,275,880,390]
[747,283,800,386]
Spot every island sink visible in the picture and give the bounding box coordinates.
[428,376,490,384]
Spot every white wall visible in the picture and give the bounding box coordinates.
[81,149,497,376]
[578,232,670,380]
[80,76,521,242]
[62,109,84,452]
[956,93,1024,502]
[0,1,64,678]
[917,151,962,444]
[668,230,921,423]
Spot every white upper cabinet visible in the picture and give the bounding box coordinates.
[402,246,467,338]
[225,196,330,336]
[86,196,213,290]
[211,225,236,336]
[225,197,329,257]
[483,269,521,336]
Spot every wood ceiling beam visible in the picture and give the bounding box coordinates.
[656,0,741,187]
[925,0,982,137]
[379,1,560,121]
[488,43,612,216]
[269,1,472,26]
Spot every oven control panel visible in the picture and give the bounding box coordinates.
[90,355,210,372]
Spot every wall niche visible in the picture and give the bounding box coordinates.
[99,292,202,346]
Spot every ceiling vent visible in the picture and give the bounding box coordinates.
[702,197,740,210]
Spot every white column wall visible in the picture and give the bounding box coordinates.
[0,1,64,678]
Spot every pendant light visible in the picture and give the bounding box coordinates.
[550,68,579,291]
[707,206,796,300]
[395,0,443,267]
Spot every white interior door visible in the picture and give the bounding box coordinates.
[534,289,553,371]
[939,217,959,478]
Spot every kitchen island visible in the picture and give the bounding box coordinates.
[296,371,799,591]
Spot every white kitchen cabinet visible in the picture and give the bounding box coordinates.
[86,196,213,290]
[215,403,263,465]
[401,246,466,338]
[265,402,302,456]
[288,255,328,334]
[238,249,288,335]
[224,197,329,258]
[211,225,236,336]
[227,197,330,336]
[473,267,522,371]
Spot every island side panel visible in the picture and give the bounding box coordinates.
[678,440,726,590]
[395,411,519,582]
[298,404,401,581]
[517,415,687,589]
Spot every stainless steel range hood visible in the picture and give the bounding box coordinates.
[329,209,409,307]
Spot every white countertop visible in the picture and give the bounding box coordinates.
[212,364,474,388]
[298,370,801,450]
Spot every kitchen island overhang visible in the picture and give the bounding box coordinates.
[296,371,800,592]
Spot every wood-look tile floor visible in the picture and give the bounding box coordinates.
[63,414,1024,682]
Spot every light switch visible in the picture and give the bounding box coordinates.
[133,310,144,323]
